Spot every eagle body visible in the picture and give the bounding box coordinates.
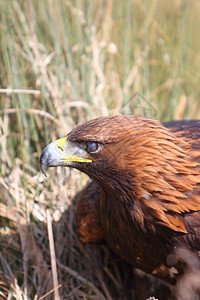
[40,115,200,282]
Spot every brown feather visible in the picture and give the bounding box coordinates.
[56,116,200,281]
[76,182,104,244]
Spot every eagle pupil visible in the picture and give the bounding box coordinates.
[87,142,99,153]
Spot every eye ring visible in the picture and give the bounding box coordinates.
[86,141,102,154]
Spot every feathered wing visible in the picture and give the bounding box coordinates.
[164,120,200,163]
[164,120,200,249]
[163,120,200,237]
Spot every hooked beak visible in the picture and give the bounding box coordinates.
[40,137,92,176]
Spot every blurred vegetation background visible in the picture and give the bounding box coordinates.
[0,0,200,299]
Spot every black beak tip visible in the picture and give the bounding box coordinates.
[41,168,47,177]
[40,149,48,177]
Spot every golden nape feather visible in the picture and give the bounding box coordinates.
[40,115,200,283]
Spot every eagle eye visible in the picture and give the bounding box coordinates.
[86,141,101,154]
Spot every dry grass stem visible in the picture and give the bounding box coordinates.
[0,89,41,95]
[38,284,62,300]
[56,259,107,300]
[46,209,61,300]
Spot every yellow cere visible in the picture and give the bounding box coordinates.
[56,137,67,151]
[56,137,92,163]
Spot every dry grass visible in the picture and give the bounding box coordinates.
[0,0,200,299]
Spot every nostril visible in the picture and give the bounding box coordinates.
[57,146,64,152]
